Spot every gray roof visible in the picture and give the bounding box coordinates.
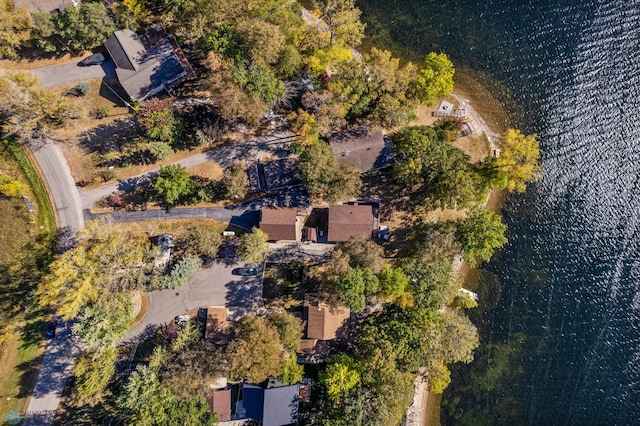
[12,0,77,13]
[105,29,186,101]
[329,127,394,172]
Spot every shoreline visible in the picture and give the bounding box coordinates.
[421,69,512,426]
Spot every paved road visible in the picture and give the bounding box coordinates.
[124,262,262,343]
[79,129,296,209]
[29,141,84,249]
[27,58,116,88]
[86,188,309,229]
[23,322,82,426]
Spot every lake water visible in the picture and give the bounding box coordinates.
[358,0,640,424]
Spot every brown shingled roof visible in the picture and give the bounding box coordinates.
[205,307,229,344]
[207,389,231,421]
[327,204,375,242]
[304,294,350,340]
[260,208,300,241]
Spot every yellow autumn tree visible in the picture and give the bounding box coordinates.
[37,247,99,320]
[0,174,28,197]
[0,0,32,60]
[495,129,542,193]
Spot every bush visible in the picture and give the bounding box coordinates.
[75,82,91,96]
[91,106,110,119]
[161,255,203,289]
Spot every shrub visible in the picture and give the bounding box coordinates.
[75,82,91,96]
[91,106,109,119]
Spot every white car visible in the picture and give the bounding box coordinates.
[222,231,235,237]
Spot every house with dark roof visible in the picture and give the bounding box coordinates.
[327,204,378,242]
[239,379,300,426]
[328,127,394,172]
[104,28,193,101]
[260,207,304,242]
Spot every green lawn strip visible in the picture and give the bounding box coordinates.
[0,137,56,423]
[3,138,56,236]
[0,328,44,422]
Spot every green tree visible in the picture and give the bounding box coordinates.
[161,255,203,289]
[280,353,304,385]
[73,348,118,397]
[0,0,32,60]
[236,18,286,65]
[393,125,484,208]
[314,0,365,48]
[411,52,455,106]
[492,129,542,192]
[267,311,304,353]
[147,141,174,162]
[320,354,361,401]
[455,207,507,266]
[238,228,269,264]
[154,165,197,206]
[72,293,134,352]
[138,99,176,142]
[32,2,116,52]
[297,141,361,203]
[117,365,176,425]
[334,268,378,312]
[222,161,249,199]
[378,266,409,299]
[429,310,479,364]
[162,341,222,400]
[171,320,202,352]
[226,315,285,383]
[427,361,451,394]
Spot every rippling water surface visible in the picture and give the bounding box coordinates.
[358,0,640,423]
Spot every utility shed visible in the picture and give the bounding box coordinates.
[207,388,231,421]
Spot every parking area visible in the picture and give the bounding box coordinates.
[124,260,262,342]
[27,57,116,88]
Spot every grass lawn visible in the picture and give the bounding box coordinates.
[0,327,45,421]
[0,138,55,423]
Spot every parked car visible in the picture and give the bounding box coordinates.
[45,320,58,338]
[175,315,191,326]
[236,268,258,276]
[80,53,106,66]
[222,231,235,237]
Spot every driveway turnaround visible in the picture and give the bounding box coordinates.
[23,323,82,426]
[27,59,116,88]
[125,262,262,342]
